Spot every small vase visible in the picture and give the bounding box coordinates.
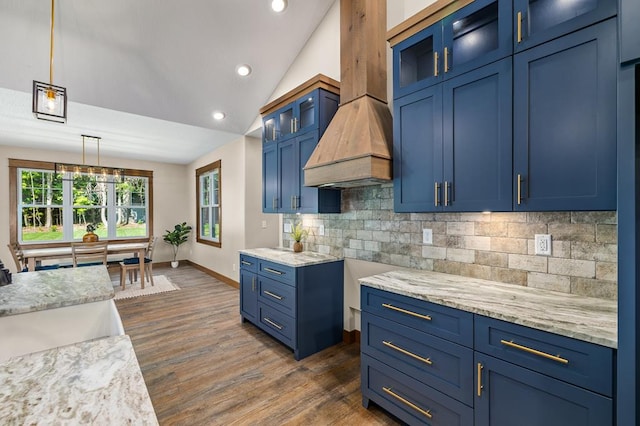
[293,242,303,253]
[82,232,99,242]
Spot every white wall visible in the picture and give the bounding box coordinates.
[0,144,188,272]
[186,136,278,282]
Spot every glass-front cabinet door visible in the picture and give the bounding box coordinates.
[442,0,512,79]
[295,92,317,135]
[263,113,277,143]
[278,106,294,141]
[393,24,443,99]
[513,0,616,52]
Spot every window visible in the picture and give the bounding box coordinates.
[196,160,221,247]
[9,159,153,245]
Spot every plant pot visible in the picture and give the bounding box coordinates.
[293,242,303,253]
[82,232,99,242]
[171,261,179,268]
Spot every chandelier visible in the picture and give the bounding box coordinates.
[55,135,124,182]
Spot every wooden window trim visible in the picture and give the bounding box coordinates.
[8,158,154,248]
[196,160,222,248]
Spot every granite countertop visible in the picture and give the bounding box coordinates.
[0,335,158,425]
[360,269,617,349]
[240,247,342,267]
[0,266,114,317]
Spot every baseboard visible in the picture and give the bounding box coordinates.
[343,329,361,345]
[184,260,239,289]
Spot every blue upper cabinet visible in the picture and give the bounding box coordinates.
[513,18,617,211]
[513,0,616,53]
[260,75,341,214]
[620,0,640,63]
[392,0,511,99]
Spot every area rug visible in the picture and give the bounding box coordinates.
[112,275,180,300]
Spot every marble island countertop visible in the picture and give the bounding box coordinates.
[0,265,114,317]
[360,269,617,349]
[240,247,342,267]
[0,335,158,425]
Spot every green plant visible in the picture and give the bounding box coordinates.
[163,222,193,262]
[290,222,308,243]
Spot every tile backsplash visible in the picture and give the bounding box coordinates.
[283,184,617,300]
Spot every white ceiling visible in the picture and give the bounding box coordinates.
[0,0,336,164]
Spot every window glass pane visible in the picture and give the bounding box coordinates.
[202,175,211,205]
[73,207,107,239]
[212,206,220,241]
[20,207,64,242]
[21,170,63,205]
[73,175,109,207]
[115,207,147,238]
[212,171,219,205]
[200,207,211,238]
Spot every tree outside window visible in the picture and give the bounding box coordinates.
[196,160,221,247]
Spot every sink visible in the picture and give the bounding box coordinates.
[0,299,124,362]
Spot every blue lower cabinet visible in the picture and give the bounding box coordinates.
[474,353,613,426]
[239,255,343,360]
[362,354,474,426]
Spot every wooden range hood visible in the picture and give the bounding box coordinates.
[303,0,393,188]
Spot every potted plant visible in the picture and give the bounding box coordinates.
[82,223,99,242]
[163,222,192,268]
[290,221,308,253]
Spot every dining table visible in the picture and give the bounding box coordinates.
[21,241,149,284]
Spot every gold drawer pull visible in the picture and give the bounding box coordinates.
[500,339,569,364]
[517,11,523,43]
[382,303,432,321]
[263,317,283,330]
[241,260,252,266]
[477,362,484,396]
[383,341,432,365]
[382,387,432,419]
[264,267,283,275]
[264,290,283,300]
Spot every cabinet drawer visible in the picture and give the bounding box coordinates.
[362,312,473,406]
[239,254,258,272]
[362,354,473,426]
[258,260,295,286]
[361,286,473,347]
[258,303,295,348]
[475,315,613,396]
[258,276,295,317]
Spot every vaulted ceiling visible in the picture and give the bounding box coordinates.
[0,0,336,163]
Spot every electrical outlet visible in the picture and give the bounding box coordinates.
[284,222,292,233]
[422,228,433,245]
[232,263,236,271]
[318,225,325,236]
[261,220,267,229]
[534,234,552,256]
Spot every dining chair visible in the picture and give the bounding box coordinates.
[119,236,156,290]
[7,243,61,272]
[71,241,108,267]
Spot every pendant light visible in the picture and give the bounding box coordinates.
[32,0,67,123]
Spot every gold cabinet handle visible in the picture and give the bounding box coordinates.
[264,267,283,275]
[252,277,256,292]
[383,387,432,419]
[263,317,283,330]
[517,174,522,205]
[382,303,432,321]
[294,117,298,133]
[434,182,440,206]
[272,197,277,210]
[477,363,484,396]
[272,127,276,141]
[517,11,522,43]
[383,341,432,365]
[500,340,569,364]
[444,181,449,206]
[433,51,439,77]
[263,290,283,300]
[444,47,449,73]
[241,260,252,266]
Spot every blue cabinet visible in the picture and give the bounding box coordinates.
[361,286,615,425]
[394,57,512,212]
[260,79,341,214]
[513,18,617,211]
[239,255,258,323]
[513,0,616,53]
[239,254,344,360]
[393,0,512,99]
[620,0,640,63]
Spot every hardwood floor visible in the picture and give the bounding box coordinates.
[113,265,400,425]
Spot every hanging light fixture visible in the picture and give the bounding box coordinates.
[55,135,124,182]
[33,0,67,123]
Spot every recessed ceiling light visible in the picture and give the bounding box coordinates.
[212,111,226,120]
[236,64,252,77]
[271,0,287,13]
